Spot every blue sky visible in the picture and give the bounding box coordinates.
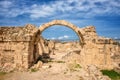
[0,0,120,40]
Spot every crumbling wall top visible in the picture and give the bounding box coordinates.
[79,26,98,40]
[0,24,38,41]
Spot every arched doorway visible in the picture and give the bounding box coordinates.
[39,20,84,47]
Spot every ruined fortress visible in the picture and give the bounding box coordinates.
[0,20,119,72]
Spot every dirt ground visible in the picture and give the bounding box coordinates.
[0,62,84,80]
[0,46,83,80]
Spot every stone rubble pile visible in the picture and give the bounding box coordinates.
[78,65,111,80]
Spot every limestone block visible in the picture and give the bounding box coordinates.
[32,61,43,69]
[0,37,3,41]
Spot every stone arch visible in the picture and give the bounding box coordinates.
[39,20,84,47]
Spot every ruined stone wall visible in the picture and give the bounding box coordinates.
[79,26,119,69]
[0,21,119,72]
[0,41,30,71]
[0,24,39,71]
[38,25,119,70]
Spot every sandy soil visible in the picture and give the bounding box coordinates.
[1,62,83,80]
[0,49,82,80]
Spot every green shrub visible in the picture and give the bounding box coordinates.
[74,64,81,68]
[56,61,65,63]
[68,62,81,72]
[0,72,6,75]
[30,68,38,72]
[101,70,120,80]
[47,60,65,63]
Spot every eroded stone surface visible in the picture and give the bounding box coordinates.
[0,20,119,72]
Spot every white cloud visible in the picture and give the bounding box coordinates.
[46,35,69,40]
[58,37,63,40]
[58,35,69,40]
[27,4,56,19]
[114,37,118,39]
[64,35,69,38]
[0,0,120,18]
[0,0,12,8]
[51,37,56,40]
